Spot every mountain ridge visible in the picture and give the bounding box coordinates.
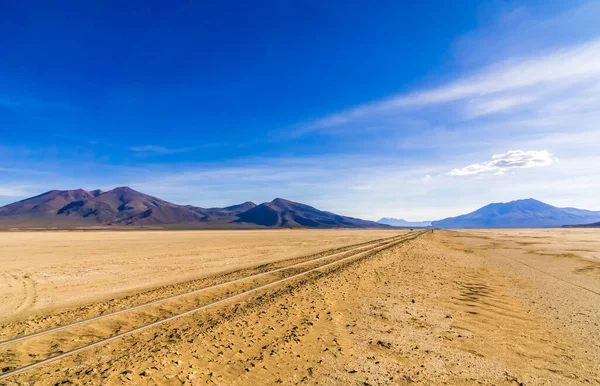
[0,188,386,229]
[234,198,381,228]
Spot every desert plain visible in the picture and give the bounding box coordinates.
[1,228,599,385]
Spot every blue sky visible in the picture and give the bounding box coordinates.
[1,0,600,220]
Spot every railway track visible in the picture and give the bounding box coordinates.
[0,231,424,381]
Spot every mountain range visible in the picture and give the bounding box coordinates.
[0,187,386,229]
[377,218,432,227]
[432,198,600,228]
[2,189,599,229]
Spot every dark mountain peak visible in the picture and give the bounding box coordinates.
[90,189,103,197]
[32,189,69,198]
[64,186,200,225]
[97,187,169,205]
[234,198,385,228]
[40,188,91,199]
[108,186,138,195]
[270,197,293,205]
[224,201,256,211]
[193,201,259,221]
[269,198,315,210]
[234,203,280,227]
[517,198,540,203]
[266,198,325,217]
[507,198,551,207]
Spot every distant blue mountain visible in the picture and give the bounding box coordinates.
[432,198,600,228]
[567,221,600,227]
[377,218,431,227]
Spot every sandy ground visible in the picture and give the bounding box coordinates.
[2,229,600,385]
[0,229,398,323]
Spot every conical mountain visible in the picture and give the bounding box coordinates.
[432,199,600,228]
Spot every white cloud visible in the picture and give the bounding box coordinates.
[448,150,557,176]
[422,174,432,183]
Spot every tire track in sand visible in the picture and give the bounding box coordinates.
[8,274,37,318]
[0,232,424,381]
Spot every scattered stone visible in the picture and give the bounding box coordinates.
[376,340,392,349]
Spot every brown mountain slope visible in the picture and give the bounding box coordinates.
[0,189,386,229]
[0,189,97,217]
[234,198,384,228]
[0,187,204,226]
[61,187,204,225]
[186,201,257,221]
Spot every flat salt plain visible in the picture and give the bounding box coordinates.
[1,228,599,385]
[0,229,400,322]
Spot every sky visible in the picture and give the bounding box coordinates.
[1,0,600,221]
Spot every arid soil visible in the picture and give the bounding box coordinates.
[2,229,600,385]
[0,229,398,323]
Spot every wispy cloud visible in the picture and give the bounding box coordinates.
[298,37,600,134]
[129,144,223,155]
[0,181,51,198]
[0,167,53,175]
[0,187,31,197]
[465,94,537,118]
[351,185,373,191]
[447,150,557,176]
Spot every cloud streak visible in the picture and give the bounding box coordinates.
[299,37,600,133]
[447,150,557,176]
[464,94,537,118]
[351,185,373,191]
[129,143,224,155]
[129,145,196,154]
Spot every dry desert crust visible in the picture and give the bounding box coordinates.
[0,229,599,385]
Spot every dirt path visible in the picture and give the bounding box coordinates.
[0,233,406,342]
[0,229,400,323]
[0,233,418,379]
[3,230,599,385]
